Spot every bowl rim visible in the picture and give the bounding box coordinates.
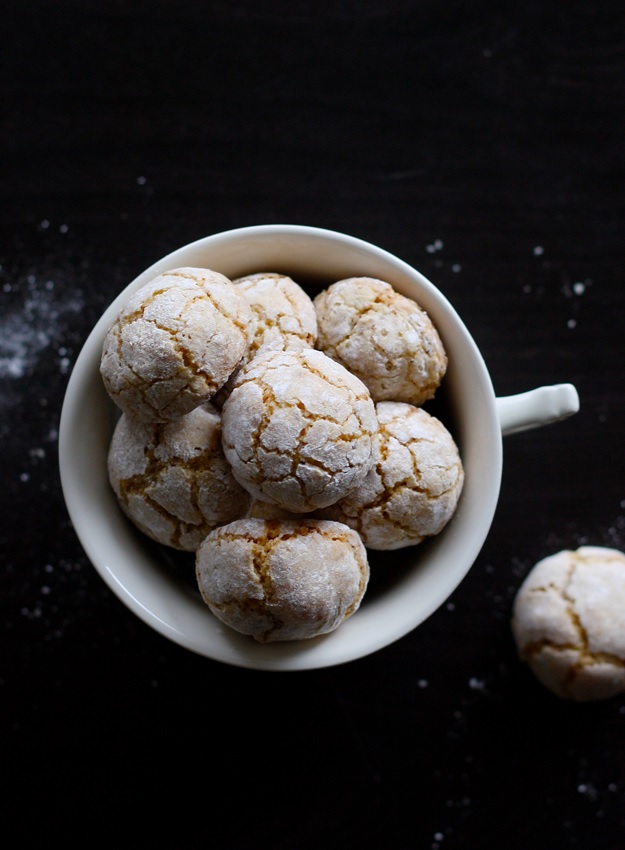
[58,223,503,670]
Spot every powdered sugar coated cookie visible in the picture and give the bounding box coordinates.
[511,546,625,701]
[233,272,317,364]
[317,401,464,549]
[195,517,370,642]
[221,348,378,513]
[212,271,318,408]
[100,267,255,422]
[108,403,251,551]
[314,276,447,406]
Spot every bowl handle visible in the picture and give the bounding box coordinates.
[496,383,579,436]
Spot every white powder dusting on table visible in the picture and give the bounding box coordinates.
[426,238,444,254]
[0,273,84,387]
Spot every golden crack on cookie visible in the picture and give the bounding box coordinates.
[520,554,625,698]
[232,272,317,369]
[317,402,463,550]
[314,277,447,406]
[512,547,625,700]
[109,407,250,551]
[221,350,377,512]
[195,518,370,643]
[101,268,253,422]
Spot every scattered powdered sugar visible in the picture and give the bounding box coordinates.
[577,783,599,801]
[562,277,592,299]
[0,272,84,388]
[14,556,91,641]
[560,278,592,330]
[426,238,444,254]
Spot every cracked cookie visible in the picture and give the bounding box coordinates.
[108,403,251,551]
[233,271,317,364]
[511,546,625,701]
[221,348,378,513]
[212,271,318,408]
[100,267,255,423]
[195,517,370,642]
[313,276,447,406]
[316,401,464,550]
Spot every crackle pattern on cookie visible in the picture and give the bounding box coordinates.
[221,349,378,513]
[233,272,317,364]
[195,517,369,643]
[511,546,625,701]
[313,276,447,406]
[317,401,464,550]
[212,272,319,408]
[108,404,251,551]
[100,267,254,422]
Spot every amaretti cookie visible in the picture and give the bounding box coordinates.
[195,517,370,642]
[100,267,255,422]
[233,272,317,365]
[211,271,319,408]
[317,401,464,549]
[108,403,251,551]
[314,276,447,406]
[511,546,625,701]
[221,348,378,513]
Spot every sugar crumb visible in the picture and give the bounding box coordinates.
[426,239,444,253]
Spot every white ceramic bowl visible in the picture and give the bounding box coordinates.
[59,225,579,670]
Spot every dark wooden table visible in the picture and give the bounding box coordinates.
[3,2,624,847]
